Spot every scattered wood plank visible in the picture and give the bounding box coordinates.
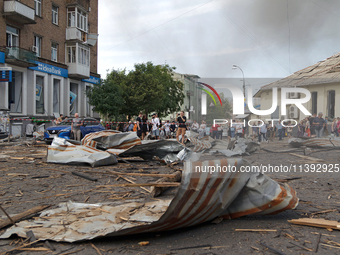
[259,242,287,255]
[105,170,176,178]
[120,176,151,193]
[72,171,97,182]
[288,241,313,252]
[235,229,277,232]
[151,170,182,197]
[320,243,340,249]
[288,218,340,230]
[289,153,324,162]
[310,209,337,215]
[97,183,180,188]
[90,243,102,255]
[0,205,50,229]
[314,232,321,252]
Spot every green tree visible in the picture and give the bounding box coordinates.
[86,62,185,120]
[126,62,185,118]
[86,69,125,120]
[205,92,232,124]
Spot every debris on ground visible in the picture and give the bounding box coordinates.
[288,137,340,148]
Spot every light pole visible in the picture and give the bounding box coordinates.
[232,65,245,98]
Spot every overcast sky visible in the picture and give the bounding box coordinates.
[98,0,340,92]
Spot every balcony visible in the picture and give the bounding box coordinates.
[3,0,36,24]
[3,47,38,68]
[68,63,90,79]
[66,27,86,42]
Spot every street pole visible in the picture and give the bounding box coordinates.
[232,65,245,98]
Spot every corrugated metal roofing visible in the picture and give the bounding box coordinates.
[259,52,340,92]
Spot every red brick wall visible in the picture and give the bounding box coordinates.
[1,0,98,74]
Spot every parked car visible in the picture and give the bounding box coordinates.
[44,118,104,144]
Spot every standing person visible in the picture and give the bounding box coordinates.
[230,122,236,138]
[286,121,293,138]
[198,120,206,139]
[151,113,160,139]
[136,112,143,138]
[310,113,317,137]
[142,114,148,139]
[305,117,311,137]
[164,120,171,139]
[332,118,339,137]
[170,121,177,138]
[252,125,258,140]
[211,123,219,139]
[271,122,277,140]
[128,121,134,132]
[297,120,304,137]
[71,113,83,141]
[313,112,326,137]
[236,121,243,138]
[259,122,268,143]
[176,111,187,144]
[324,116,330,136]
[57,114,63,124]
[191,120,199,133]
[276,120,284,140]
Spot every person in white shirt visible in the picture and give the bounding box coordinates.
[198,120,206,139]
[236,121,243,138]
[191,120,199,133]
[164,120,171,139]
[151,113,160,139]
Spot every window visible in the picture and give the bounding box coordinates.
[327,90,335,119]
[68,7,76,27]
[66,46,76,63]
[66,44,89,66]
[35,0,41,16]
[34,36,42,57]
[85,86,91,116]
[67,7,87,32]
[311,92,317,115]
[36,76,44,114]
[8,71,23,113]
[51,42,58,61]
[6,26,19,47]
[78,45,89,66]
[53,79,60,114]
[52,5,58,25]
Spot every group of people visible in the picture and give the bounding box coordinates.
[117,111,337,144]
[297,112,330,138]
[127,111,188,144]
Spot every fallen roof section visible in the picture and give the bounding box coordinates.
[0,158,298,242]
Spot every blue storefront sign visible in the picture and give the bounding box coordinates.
[29,61,68,78]
[82,76,100,84]
[0,52,5,64]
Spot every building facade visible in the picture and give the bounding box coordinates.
[169,72,202,123]
[0,0,99,119]
[254,52,340,121]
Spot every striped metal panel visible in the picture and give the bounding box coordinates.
[0,158,298,241]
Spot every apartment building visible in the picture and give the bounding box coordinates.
[0,0,99,119]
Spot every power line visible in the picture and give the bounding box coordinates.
[213,0,290,74]
[101,0,213,53]
[129,0,190,73]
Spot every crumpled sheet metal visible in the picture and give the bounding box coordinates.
[187,137,212,152]
[118,140,185,160]
[289,137,340,148]
[82,130,141,150]
[188,137,260,156]
[0,158,298,242]
[47,139,117,167]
